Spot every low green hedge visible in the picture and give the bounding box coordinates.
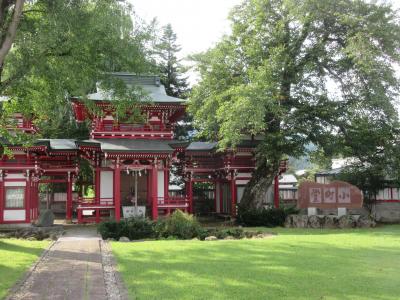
[237,206,299,227]
[97,217,156,240]
[98,210,250,241]
[98,210,203,240]
[98,209,285,241]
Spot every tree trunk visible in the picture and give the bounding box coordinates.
[239,155,280,210]
[0,0,24,67]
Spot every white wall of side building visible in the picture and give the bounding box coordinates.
[157,170,165,198]
[2,172,27,222]
[4,210,26,221]
[100,171,113,199]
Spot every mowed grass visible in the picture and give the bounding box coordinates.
[112,225,400,300]
[0,239,49,299]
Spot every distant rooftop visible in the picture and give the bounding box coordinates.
[315,168,343,176]
[86,73,186,104]
[279,174,297,184]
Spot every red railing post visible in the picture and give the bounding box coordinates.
[230,171,237,217]
[274,175,280,208]
[219,181,224,213]
[188,173,193,214]
[95,167,100,205]
[26,172,31,223]
[0,177,3,224]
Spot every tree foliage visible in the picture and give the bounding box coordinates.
[0,0,153,144]
[190,0,400,208]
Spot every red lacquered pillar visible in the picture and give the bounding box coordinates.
[66,173,73,221]
[151,163,158,220]
[274,175,280,208]
[230,171,237,216]
[114,160,121,221]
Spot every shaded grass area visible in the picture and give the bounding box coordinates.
[0,239,49,299]
[112,225,400,300]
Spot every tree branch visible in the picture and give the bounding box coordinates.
[0,0,24,67]
[21,8,45,15]
[0,0,14,27]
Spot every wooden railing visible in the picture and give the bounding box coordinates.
[76,197,115,224]
[157,196,189,208]
[94,123,172,133]
[77,197,114,206]
[6,118,37,133]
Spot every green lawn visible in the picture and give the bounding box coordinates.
[0,239,49,299]
[112,225,400,300]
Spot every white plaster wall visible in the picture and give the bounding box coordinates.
[237,173,252,178]
[4,210,26,221]
[100,171,113,199]
[236,179,249,185]
[5,181,26,187]
[237,186,246,204]
[6,173,25,179]
[101,160,112,168]
[157,170,164,198]
[54,193,67,202]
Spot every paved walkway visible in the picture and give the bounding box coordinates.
[8,226,118,300]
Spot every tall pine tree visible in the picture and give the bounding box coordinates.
[155,24,189,98]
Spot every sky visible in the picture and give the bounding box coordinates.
[130,0,242,58]
[131,0,400,56]
[130,0,400,85]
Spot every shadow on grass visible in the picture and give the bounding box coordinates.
[112,227,400,300]
[0,239,103,264]
[0,240,46,256]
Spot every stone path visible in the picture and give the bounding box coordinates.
[7,226,127,300]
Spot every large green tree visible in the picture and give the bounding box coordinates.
[0,0,153,145]
[190,0,400,209]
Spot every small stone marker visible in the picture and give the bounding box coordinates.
[36,209,55,227]
[337,207,347,217]
[307,207,317,216]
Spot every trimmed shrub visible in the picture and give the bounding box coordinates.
[125,217,156,240]
[157,210,202,239]
[97,217,155,240]
[97,220,121,240]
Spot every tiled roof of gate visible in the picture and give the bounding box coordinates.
[78,139,176,153]
[186,142,218,151]
[185,140,259,151]
[85,73,186,104]
[37,139,78,150]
